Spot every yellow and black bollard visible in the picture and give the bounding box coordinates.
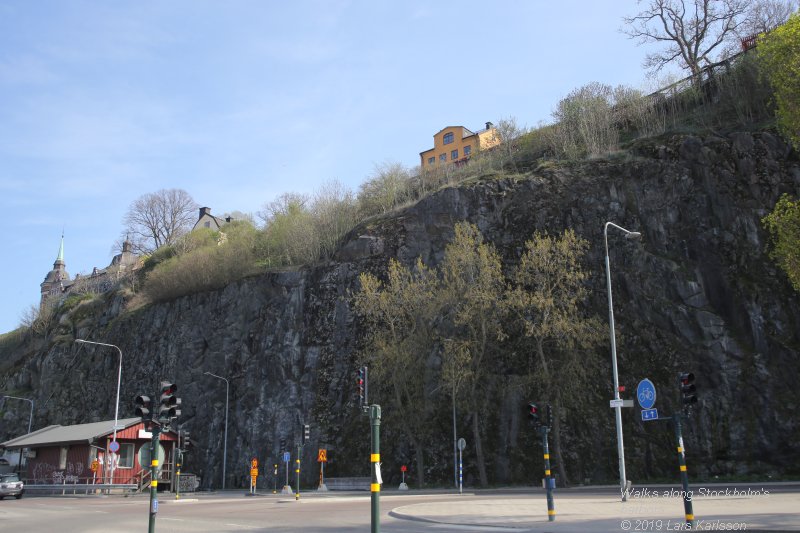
[295,446,301,501]
[673,415,695,528]
[540,425,556,522]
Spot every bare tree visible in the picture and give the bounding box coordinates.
[122,189,198,254]
[743,0,798,34]
[622,0,749,79]
[722,0,798,57]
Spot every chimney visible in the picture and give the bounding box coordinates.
[199,207,211,219]
[486,122,493,130]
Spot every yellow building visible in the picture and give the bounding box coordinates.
[419,122,499,169]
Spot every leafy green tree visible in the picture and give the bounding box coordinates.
[259,193,319,265]
[310,180,360,260]
[357,162,412,217]
[353,258,438,487]
[506,229,604,486]
[439,222,508,487]
[552,82,619,159]
[763,193,800,290]
[758,12,800,149]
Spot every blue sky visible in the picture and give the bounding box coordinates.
[0,1,658,334]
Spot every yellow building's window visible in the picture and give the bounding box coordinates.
[439,153,446,162]
[451,149,458,160]
[443,132,454,145]
[428,157,435,165]
[464,145,472,156]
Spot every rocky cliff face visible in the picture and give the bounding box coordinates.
[1,131,798,488]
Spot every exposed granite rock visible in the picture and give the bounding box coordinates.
[1,132,798,487]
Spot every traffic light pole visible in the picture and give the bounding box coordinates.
[540,425,556,522]
[295,444,301,501]
[175,447,182,501]
[672,414,695,529]
[370,405,381,533]
[148,423,162,533]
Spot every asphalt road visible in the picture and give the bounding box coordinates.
[1,484,798,532]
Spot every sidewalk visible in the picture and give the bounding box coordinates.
[389,491,800,532]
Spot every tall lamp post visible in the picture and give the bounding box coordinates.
[1,395,33,473]
[204,371,229,490]
[76,339,122,485]
[604,221,641,502]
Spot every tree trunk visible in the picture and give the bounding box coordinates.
[471,411,489,487]
[411,435,425,489]
[551,393,569,487]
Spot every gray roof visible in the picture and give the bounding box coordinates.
[0,417,141,449]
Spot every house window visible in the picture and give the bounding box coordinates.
[451,149,458,160]
[59,447,68,469]
[204,221,211,228]
[428,157,435,165]
[439,153,446,162]
[117,443,135,468]
[464,145,472,156]
[443,132,454,145]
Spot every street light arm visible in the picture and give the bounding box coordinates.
[75,338,123,486]
[204,371,230,490]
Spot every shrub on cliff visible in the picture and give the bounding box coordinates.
[758,12,800,149]
[763,193,800,291]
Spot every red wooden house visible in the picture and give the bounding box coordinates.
[1,417,178,488]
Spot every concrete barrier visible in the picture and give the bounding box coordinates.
[324,477,370,491]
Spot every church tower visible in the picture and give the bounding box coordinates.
[40,234,71,305]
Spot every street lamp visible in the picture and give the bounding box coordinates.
[204,371,229,490]
[1,395,33,473]
[603,221,641,502]
[76,339,122,485]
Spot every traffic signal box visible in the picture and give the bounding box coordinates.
[158,382,180,423]
[528,403,540,426]
[135,395,152,423]
[679,372,697,412]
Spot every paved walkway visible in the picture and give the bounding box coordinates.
[389,490,800,532]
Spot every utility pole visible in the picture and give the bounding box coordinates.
[370,404,381,533]
[148,423,162,533]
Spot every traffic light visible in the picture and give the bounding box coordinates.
[302,424,310,445]
[679,372,697,410]
[547,404,554,429]
[183,432,192,451]
[134,395,152,422]
[527,403,540,426]
[158,382,180,422]
[357,366,368,407]
[280,438,286,451]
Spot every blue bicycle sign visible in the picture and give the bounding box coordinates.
[636,378,657,410]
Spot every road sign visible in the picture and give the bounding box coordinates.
[283,451,291,463]
[90,459,99,472]
[250,468,258,476]
[400,465,407,472]
[317,449,327,463]
[637,378,657,410]
[109,441,120,453]
[457,438,466,451]
[641,408,659,421]
[251,458,258,468]
[610,399,635,408]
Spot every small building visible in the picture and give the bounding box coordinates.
[419,122,499,169]
[0,417,177,488]
[193,207,233,232]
